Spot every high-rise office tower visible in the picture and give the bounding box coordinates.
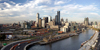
[66,19,68,23]
[84,17,89,26]
[48,16,52,22]
[42,19,45,28]
[91,22,93,26]
[36,13,39,24]
[94,21,97,25]
[52,19,55,25]
[61,18,64,26]
[57,11,60,24]
[39,18,42,28]
[43,17,48,23]
[55,15,58,25]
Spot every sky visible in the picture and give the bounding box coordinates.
[0,0,100,24]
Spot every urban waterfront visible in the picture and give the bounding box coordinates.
[28,29,95,50]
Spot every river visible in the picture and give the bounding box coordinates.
[28,29,95,50]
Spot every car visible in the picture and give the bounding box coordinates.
[18,43,20,46]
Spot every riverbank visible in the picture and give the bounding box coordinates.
[39,31,82,45]
[80,32,96,47]
[79,30,98,50]
[25,31,82,50]
[90,28,100,50]
[94,31,100,50]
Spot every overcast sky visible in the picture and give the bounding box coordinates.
[0,0,100,24]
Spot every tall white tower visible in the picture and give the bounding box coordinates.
[36,13,39,24]
[48,16,52,22]
[42,19,45,28]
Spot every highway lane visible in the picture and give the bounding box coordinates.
[15,36,51,50]
[2,39,31,50]
[14,39,41,50]
[3,36,44,50]
[15,43,27,50]
[3,41,21,50]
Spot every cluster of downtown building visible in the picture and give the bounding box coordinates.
[0,11,100,33]
[20,11,61,29]
[19,11,92,32]
[35,11,60,28]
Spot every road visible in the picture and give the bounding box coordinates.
[14,39,40,50]
[15,43,27,50]
[3,41,23,50]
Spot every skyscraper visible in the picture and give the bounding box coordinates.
[55,11,60,25]
[91,22,93,26]
[94,21,97,25]
[84,17,89,26]
[61,18,64,26]
[43,17,48,23]
[39,18,42,28]
[48,16,52,22]
[55,15,58,25]
[66,19,68,23]
[57,11,60,24]
[42,19,45,28]
[36,13,39,24]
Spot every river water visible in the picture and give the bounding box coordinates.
[28,29,95,50]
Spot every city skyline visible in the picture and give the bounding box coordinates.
[0,0,100,23]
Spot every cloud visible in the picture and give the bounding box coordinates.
[54,1,65,5]
[0,0,99,23]
[54,0,71,5]
[0,0,9,2]
[4,2,12,8]
[9,1,15,4]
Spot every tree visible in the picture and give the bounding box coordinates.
[0,34,6,40]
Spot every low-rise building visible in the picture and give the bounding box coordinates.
[50,25,59,29]
[92,22,100,28]
[60,23,70,32]
[0,31,13,39]
[23,30,35,34]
